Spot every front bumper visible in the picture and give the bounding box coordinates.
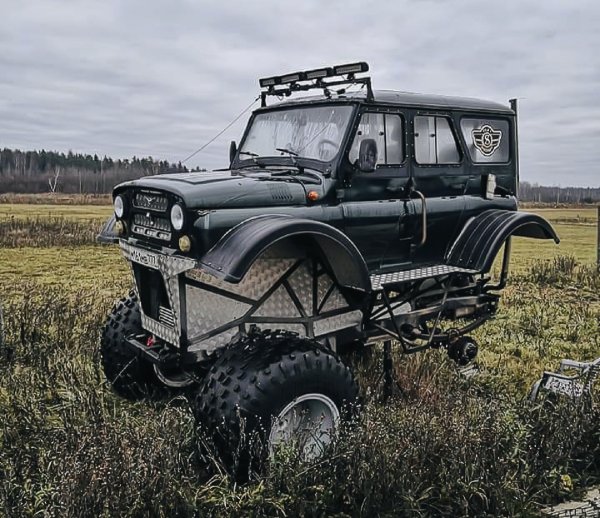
[120,239,363,356]
[120,240,196,348]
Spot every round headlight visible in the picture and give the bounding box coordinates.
[114,195,125,218]
[170,204,184,230]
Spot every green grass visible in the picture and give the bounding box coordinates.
[0,205,598,516]
[0,203,112,220]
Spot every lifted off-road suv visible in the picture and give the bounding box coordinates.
[99,62,558,469]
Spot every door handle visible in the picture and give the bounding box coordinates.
[411,190,427,248]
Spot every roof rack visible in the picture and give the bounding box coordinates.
[258,62,373,107]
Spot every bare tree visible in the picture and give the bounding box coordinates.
[48,166,61,193]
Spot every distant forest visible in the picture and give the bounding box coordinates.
[0,148,598,203]
[0,148,204,194]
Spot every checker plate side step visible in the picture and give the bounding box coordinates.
[370,265,478,291]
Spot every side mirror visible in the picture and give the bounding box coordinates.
[229,140,237,166]
[358,139,378,173]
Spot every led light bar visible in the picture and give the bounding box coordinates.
[305,67,333,80]
[333,62,369,75]
[259,76,280,88]
[258,62,373,105]
[280,72,305,84]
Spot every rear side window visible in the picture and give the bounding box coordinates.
[349,113,404,165]
[414,116,460,165]
[460,118,510,163]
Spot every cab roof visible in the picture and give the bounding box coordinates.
[263,89,514,115]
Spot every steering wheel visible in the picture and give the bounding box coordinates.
[316,139,338,161]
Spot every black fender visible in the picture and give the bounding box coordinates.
[446,210,559,272]
[97,215,118,244]
[199,214,371,292]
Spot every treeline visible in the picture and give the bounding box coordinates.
[519,182,600,204]
[0,148,598,202]
[0,148,205,194]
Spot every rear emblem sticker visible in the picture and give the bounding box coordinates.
[472,125,502,156]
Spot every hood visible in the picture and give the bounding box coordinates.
[115,170,310,209]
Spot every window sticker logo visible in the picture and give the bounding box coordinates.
[472,125,502,157]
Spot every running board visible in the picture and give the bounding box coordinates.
[370,265,477,291]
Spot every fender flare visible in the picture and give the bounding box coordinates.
[446,210,559,272]
[199,215,371,292]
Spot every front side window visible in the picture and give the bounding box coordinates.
[460,118,510,163]
[349,113,404,166]
[414,116,460,165]
[239,105,353,162]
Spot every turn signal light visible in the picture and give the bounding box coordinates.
[115,220,125,236]
[307,191,319,201]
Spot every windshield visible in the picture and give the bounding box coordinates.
[239,105,353,162]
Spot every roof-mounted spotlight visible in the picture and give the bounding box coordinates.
[259,76,280,88]
[333,62,369,75]
[305,67,333,80]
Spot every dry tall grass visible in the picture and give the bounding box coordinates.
[0,260,598,516]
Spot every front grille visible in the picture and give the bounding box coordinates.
[132,212,172,241]
[133,213,171,232]
[133,192,169,212]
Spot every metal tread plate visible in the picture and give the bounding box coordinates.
[370,264,477,291]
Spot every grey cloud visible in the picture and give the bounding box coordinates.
[0,0,598,186]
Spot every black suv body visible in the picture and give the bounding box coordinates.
[99,64,558,466]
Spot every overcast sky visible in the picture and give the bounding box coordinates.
[1,0,599,186]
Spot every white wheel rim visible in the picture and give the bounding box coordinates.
[268,393,340,460]
[153,364,195,388]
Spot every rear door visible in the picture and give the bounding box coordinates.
[410,111,469,264]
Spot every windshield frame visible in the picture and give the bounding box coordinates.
[232,100,359,176]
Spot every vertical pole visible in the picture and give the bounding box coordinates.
[597,206,600,270]
[510,99,520,198]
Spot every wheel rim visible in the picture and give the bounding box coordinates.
[268,393,340,460]
[152,364,195,388]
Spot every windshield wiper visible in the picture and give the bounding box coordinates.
[275,147,299,157]
[239,150,259,157]
[269,168,321,184]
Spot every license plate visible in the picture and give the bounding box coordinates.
[129,248,159,268]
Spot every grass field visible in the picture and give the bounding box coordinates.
[0,202,598,516]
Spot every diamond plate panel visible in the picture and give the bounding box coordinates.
[288,262,314,314]
[254,285,300,318]
[313,310,363,336]
[186,285,251,341]
[140,314,180,345]
[317,274,332,310]
[370,265,477,290]
[186,258,296,300]
[321,286,348,313]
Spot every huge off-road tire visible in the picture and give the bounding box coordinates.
[100,291,160,399]
[193,330,360,478]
